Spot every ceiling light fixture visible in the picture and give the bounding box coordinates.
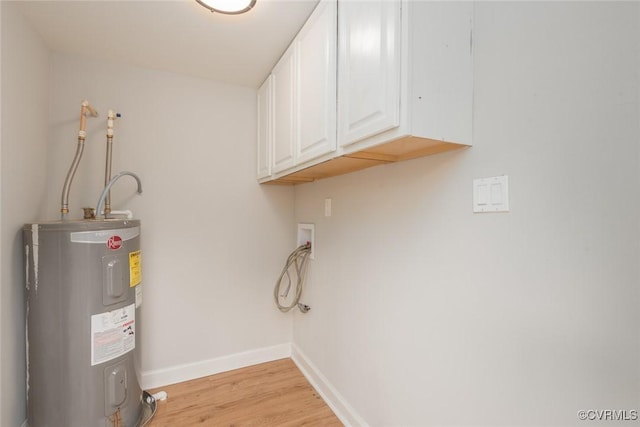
[196,0,256,14]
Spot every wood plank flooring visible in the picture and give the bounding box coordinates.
[147,358,343,427]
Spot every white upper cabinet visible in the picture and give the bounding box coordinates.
[271,43,297,174]
[337,0,401,147]
[258,0,337,180]
[296,0,337,164]
[338,0,473,154]
[258,0,473,184]
[256,75,272,180]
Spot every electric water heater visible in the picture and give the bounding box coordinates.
[24,219,147,426]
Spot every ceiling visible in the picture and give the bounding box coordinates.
[14,0,319,88]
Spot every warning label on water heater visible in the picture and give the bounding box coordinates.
[91,304,135,366]
[129,250,141,287]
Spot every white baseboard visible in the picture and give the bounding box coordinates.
[141,342,291,390]
[291,344,369,427]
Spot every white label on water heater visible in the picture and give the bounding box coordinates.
[90,303,135,366]
[71,227,140,244]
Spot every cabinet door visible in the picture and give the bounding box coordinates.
[337,0,401,147]
[256,76,272,180]
[272,44,297,174]
[296,0,337,164]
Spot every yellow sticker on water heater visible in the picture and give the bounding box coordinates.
[129,250,142,287]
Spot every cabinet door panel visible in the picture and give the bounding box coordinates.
[272,46,297,173]
[297,0,337,164]
[338,0,401,147]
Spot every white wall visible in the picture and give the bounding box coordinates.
[46,54,296,384]
[293,2,640,426]
[0,3,50,427]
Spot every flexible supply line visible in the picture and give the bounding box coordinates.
[95,171,142,219]
[60,100,98,220]
[104,110,121,217]
[274,243,312,313]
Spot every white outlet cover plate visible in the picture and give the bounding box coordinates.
[473,175,509,213]
[324,198,332,217]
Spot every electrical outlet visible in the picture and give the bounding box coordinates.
[324,198,332,217]
[297,223,315,259]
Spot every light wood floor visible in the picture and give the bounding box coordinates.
[147,358,343,426]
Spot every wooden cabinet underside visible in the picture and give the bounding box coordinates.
[264,135,468,185]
